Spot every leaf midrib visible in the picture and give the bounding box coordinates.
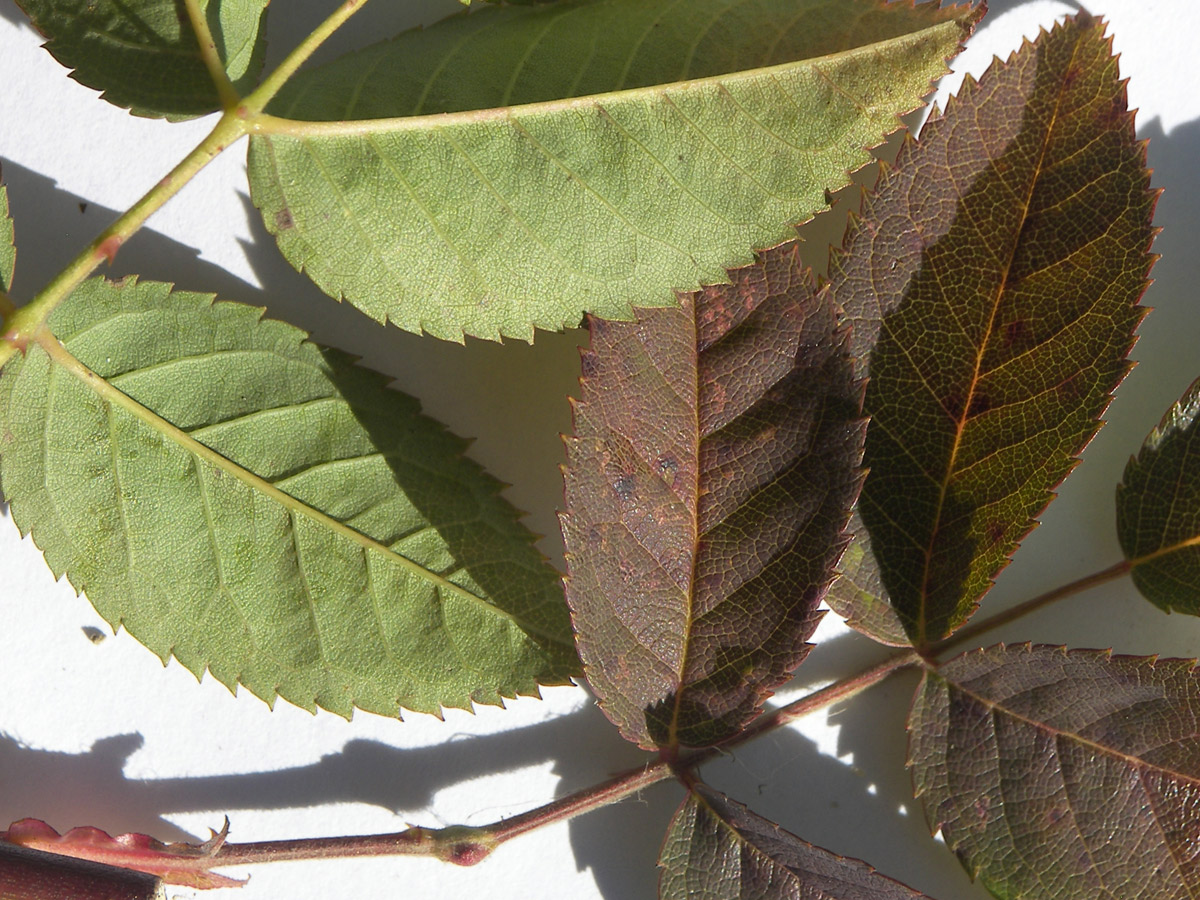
[36,331,564,647]
[253,18,963,138]
[913,34,1082,645]
[940,670,1200,792]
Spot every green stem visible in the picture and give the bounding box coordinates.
[0,111,248,367]
[241,0,374,116]
[0,0,378,372]
[182,0,240,110]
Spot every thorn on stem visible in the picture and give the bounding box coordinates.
[95,236,123,265]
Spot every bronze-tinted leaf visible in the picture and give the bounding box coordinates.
[910,644,1200,900]
[561,243,864,749]
[1117,376,1200,613]
[660,785,937,900]
[828,13,1156,646]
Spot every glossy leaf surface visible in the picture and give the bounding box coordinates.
[248,0,977,341]
[562,242,864,749]
[910,644,1200,900]
[660,785,935,900]
[1117,377,1200,613]
[828,13,1155,645]
[14,0,268,118]
[0,278,577,718]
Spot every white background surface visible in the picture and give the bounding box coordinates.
[1,1,1199,898]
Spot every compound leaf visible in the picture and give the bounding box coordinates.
[660,784,936,900]
[1117,376,1200,613]
[910,644,1200,900]
[827,13,1156,646]
[0,277,578,718]
[561,242,864,750]
[247,0,978,342]
[14,0,269,118]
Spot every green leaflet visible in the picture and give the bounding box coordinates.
[827,13,1155,646]
[247,0,977,342]
[660,785,935,900]
[0,182,13,293]
[0,278,578,718]
[1117,377,1200,613]
[14,0,268,118]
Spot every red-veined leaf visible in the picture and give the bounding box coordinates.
[1117,376,1200,612]
[826,13,1156,646]
[910,644,1200,900]
[561,242,864,749]
[659,784,938,900]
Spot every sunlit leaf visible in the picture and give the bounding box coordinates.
[14,0,268,118]
[1117,376,1200,613]
[910,643,1200,900]
[2,818,240,889]
[561,242,864,749]
[248,0,978,341]
[827,12,1155,646]
[660,784,936,900]
[0,277,578,718]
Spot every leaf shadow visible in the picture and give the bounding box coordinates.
[0,695,651,846]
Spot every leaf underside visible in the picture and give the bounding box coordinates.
[1117,376,1200,613]
[659,784,935,900]
[910,644,1200,900]
[248,0,978,342]
[562,242,864,749]
[0,182,14,293]
[14,0,269,118]
[826,13,1156,646]
[0,278,578,718]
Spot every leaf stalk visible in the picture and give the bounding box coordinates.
[201,650,922,870]
[240,0,374,117]
[0,111,248,368]
[182,0,241,110]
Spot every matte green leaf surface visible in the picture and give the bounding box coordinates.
[248,0,978,342]
[0,278,577,718]
[828,13,1155,646]
[15,0,268,118]
[561,242,864,749]
[910,644,1200,900]
[1117,377,1200,613]
[0,182,13,294]
[660,785,935,900]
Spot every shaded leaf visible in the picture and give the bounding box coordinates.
[561,242,864,749]
[0,840,164,900]
[14,0,268,118]
[828,13,1155,646]
[0,181,13,294]
[825,509,909,647]
[909,644,1200,900]
[0,277,577,718]
[247,0,978,341]
[1117,377,1200,613]
[660,784,936,900]
[2,818,240,889]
